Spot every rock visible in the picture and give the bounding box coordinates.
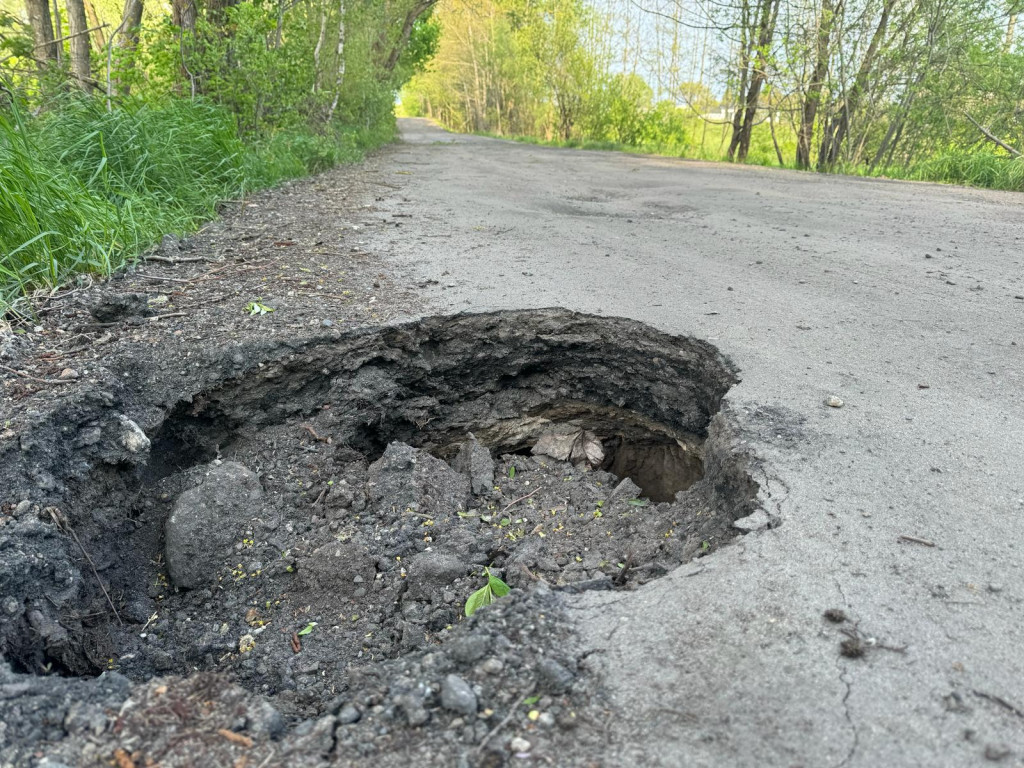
[450,433,495,496]
[532,429,604,467]
[478,657,504,676]
[58,368,79,380]
[164,462,263,589]
[608,477,643,504]
[337,703,361,724]
[448,635,491,664]
[116,415,151,455]
[405,551,470,600]
[825,396,844,408]
[733,509,771,532]
[245,700,285,739]
[395,694,430,726]
[283,715,337,757]
[367,442,470,515]
[535,658,574,694]
[440,674,477,716]
[509,736,532,753]
[89,292,149,323]
[159,233,181,256]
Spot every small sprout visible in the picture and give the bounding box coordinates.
[499,518,511,527]
[523,696,540,706]
[627,498,648,507]
[464,567,511,617]
[244,300,275,316]
[701,540,710,551]
[297,622,318,636]
[508,466,516,479]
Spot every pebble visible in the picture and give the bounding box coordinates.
[337,704,361,724]
[59,368,79,380]
[538,712,556,728]
[478,657,504,675]
[509,737,531,753]
[826,396,844,408]
[441,674,477,716]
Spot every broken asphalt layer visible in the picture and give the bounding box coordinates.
[366,119,1024,767]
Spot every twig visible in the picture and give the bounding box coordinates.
[476,685,534,755]
[148,312,188,321]
[0,364,73,385]
[48,508,124,626]
[898,534,936,548]
[134,273,193,283]
[143,255,210,265]
[971,690,1024,720]
[501,488,541,514]
[963,112,1022,158]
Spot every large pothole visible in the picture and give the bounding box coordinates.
[0,309,758,732]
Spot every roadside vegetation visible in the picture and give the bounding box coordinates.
[0,0,438,313]
[400,0,1024,190]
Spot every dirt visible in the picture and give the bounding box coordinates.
[0,151,761,767]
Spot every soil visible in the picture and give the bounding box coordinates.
[0,150,760,767]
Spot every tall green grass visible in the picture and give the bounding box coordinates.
[0,96,394,314]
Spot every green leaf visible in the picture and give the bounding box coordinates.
[297,621,317,636]
[488,574,510,597]
[508,465,516,479]
[465,585,494,617]
[627,498,648,507]
[523,696,540,706]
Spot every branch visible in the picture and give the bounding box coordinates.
[963,112,1022,158]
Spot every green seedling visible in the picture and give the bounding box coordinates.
[508,465,516,479]
[464,567,510,617]
[297,621,318,636]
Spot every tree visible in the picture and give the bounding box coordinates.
[24,0,57,69]
[66,0,92,89]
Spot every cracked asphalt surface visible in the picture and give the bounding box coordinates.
[365,119,1024,767]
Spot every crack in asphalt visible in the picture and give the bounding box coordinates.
[836,666,860,768]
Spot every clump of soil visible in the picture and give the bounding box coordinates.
[0,308,758,766]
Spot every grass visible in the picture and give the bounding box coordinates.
[0,95,395,315]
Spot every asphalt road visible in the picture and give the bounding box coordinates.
[368,119,1024,767]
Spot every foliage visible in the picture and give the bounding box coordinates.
[0,0,437,311]
[404,0,1024,191]
[464,567,510,617]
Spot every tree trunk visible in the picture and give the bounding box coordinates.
[84,0,105,50]
[383,0,436,73]
[51,0,63,63]
[172,0,197,32]
[25,0,58,67]
[818,0,893,169]
[66,0,92,89]
[797,0,834,169]
[326,0,346,123]
[112,0,143,96]
[727,0,781,162]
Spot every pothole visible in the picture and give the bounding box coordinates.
[0,309,758,722]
